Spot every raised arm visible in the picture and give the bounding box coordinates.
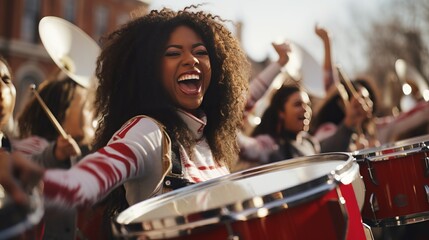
[245,42,291,112]
[315,24,334,91]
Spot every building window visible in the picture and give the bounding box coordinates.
[94,5,109,42]
[21,0,40,43]
[63,0,76,23]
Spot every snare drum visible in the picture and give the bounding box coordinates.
[354,134,429,227]
[0,188,44,240]
[113,153,366,240]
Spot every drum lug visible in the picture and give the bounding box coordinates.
[423,156,429,177]
[334,186,349,240]
[224,221,240,240]
[365,158,378,185]
[369,193,379,212]
[362,223,374,240]
[425,185,429,204]
[369,192,380,226]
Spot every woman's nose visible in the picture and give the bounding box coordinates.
[183,52,199,66]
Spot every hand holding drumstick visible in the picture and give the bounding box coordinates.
[29,84,81,160]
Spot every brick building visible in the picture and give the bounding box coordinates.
[0,0,149,116]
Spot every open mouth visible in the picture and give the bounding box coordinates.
[178,73,202,95]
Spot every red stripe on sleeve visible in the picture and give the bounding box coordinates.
[44,179,83,203]
[78,165,109,192]
[96,143,138,176]
[115,117,143,138]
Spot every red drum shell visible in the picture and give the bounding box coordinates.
[113,153,365,240]
[354,135,429,226]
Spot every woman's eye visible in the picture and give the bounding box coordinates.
[195,50,208,56]
[164,51,180,57]
[1,75,11,83]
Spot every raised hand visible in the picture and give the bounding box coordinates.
[315,24,330,41]
[272,41,291,66]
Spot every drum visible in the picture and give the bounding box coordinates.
[353,134,429,227]
[0,188,44,240]
[113,153,366,240]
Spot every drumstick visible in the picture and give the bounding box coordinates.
[334,66,379,145]
[335,65,371,113]
[29,84,68,139]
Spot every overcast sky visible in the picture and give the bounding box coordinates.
[149,0,388,74]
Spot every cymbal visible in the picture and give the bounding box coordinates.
[39,16,100,88]
[395,59,429,103]
[284,41,324,99]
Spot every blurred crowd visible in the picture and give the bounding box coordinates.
[0,5,428,240]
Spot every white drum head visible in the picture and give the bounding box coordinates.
[113,153,358,239]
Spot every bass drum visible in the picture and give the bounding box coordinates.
[113,153,367,240]
[354,134,429,227]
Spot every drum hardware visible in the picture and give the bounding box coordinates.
[332,186,348,240]
[423,146,429,177]
[355,136,429,227]
[225,226,240,240]
[425,185,429,204]
[368,193,380,227]
[362,223,374,240]
[220,214,240,240]
[364,158,379,185]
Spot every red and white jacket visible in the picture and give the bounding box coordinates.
[42,110,229,207]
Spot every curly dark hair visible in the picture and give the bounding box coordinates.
[0,55,12,77]
[17,78,78,141]
[252,85,301,139]
[94,6,250,237]
[94,5,249,167]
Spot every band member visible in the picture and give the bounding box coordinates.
[0,55,46,239]
[310,77,380,151]
[1,5,250,238]
[236,41,291,167]
[246,83,369,163]
[0,55,15,152]
[13,75,95,240]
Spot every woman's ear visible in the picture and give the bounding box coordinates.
[276,111,284,134]
[278,111,285,120]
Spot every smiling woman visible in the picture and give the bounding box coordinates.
[161,25,212,114]
[1,5,250,239]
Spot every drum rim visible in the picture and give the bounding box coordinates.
[364,210,429,227]
[113,152,358,238]
[0,188,44,239]
[353,137,429,162]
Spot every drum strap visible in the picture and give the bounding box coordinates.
[0,132,11,152]
[162,137,194,191]
[170,140,182,175]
